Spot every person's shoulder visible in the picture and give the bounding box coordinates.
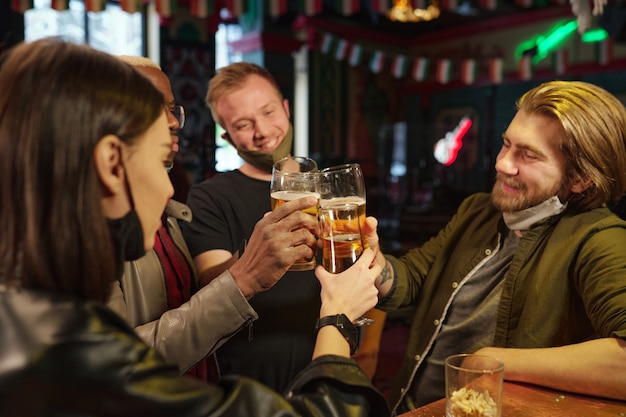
[562,205,626,230]
[187,172,235,202]
[165,199,192,222]
[0,287,133,339]
[459,192,495,211]
[191,170,254,190]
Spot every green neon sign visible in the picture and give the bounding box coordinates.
[582,28,609,42]
[516,20,580,64]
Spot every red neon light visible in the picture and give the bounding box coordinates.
[433,116,473,166]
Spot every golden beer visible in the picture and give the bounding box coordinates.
[322,233,364,273]
[270,190,320,216]
[320,196,367,247]
[270,190,320,271]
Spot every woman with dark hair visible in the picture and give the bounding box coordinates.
[0,38,389,417]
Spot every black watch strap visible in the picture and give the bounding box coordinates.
[314,314,359,355]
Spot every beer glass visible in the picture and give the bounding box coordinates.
[319,202,365,273]
[319,163,367,247]
[270,156,320,271]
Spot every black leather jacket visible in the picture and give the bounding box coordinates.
[0,286,389,417]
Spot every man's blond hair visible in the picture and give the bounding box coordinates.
[117,55,161,70]
[206,62,282,128]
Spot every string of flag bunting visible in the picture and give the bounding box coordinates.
[11,0,557,20]
[318,31,614,84]
[10,0,368,17]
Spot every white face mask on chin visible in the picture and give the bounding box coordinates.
[503,195,568,231]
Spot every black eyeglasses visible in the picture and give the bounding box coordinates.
[168,104,185,129]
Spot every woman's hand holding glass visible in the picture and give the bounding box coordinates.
[312,248,382,359]
[315,248,381,320]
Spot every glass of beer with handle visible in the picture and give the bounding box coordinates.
[270,156,320,271]
[319,163,367,248]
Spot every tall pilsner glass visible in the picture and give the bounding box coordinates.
[319,163,367,248]
[270,156,320,271]
[319,163,374,330]
[319,202,365,273]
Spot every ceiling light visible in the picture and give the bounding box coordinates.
[387,0,441,23]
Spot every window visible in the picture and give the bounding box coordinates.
[25,0,143,56]
[214,22,243,172]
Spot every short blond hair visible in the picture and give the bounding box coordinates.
[117,55,161,70]
[206,62,282,127]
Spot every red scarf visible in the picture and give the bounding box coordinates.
[154,224,219,382]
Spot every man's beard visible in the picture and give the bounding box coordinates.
[491,173,563,212]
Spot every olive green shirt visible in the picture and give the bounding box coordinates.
[379,193,626,413]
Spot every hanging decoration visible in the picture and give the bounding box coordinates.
[17,0,611,84]
[369,50,385,73]
[335,38,349,60]
[314,6,613,86]
[412,57,429,81]
[320,33,334,54]
[299,0,324,15]
[594,38,612,65]
[189,0,209,18]
[552,48,568,74]
[391,54,408,78]
[268,0,288,18]
[460,59,476,85]
[317,25,606,86]
[488,57,504,84]
[518,53,533,80]
[348,44,363,67]
[336,0,361,15]
[155,0,176,17]
[13,0,578,24]
[436,58,452,84]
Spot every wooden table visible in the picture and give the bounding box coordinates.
[400,381,626,417]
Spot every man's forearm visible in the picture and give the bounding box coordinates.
[476,338,626,401]
[375,256,395,298]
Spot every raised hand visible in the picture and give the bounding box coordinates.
[315,248,382,322]
[229,196,319,298]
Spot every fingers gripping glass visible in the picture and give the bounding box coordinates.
[169,104,185,129]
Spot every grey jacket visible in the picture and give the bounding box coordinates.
[107,200,258,373]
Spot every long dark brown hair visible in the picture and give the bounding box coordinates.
[0,38,164,302]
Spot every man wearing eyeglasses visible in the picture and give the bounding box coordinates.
[106,56,221,381]
[105,57,321,385]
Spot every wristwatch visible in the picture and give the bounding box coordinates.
[314,314,359,355]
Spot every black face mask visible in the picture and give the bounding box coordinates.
[232,123,294,174]
[107,210,145,278]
